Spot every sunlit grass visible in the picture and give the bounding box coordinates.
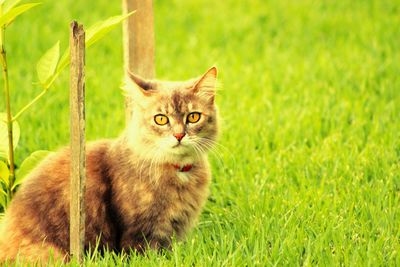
[1,0,400,265]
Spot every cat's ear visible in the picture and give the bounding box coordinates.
[123,70,154,97]
[193,66,218,104]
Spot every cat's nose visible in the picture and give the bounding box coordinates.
[174,133,185,142]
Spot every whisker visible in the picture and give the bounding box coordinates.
[192,136,237,175]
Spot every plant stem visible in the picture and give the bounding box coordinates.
[13,89,46,121]
[0,26,15,197]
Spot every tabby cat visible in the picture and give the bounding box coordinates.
[0,67,219,262]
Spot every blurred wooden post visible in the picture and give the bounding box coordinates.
[69,21,86,263]
[122,0,155,123]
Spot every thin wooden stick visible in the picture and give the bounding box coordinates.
[69,21,86,263]
[122,0,155,123]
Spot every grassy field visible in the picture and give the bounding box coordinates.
[2,0,400,265]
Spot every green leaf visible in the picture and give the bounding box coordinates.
[36,41,60,88]
[0,188,6,211]
[0,113,20,160]
[86,11,135,47]
[0,3,40,27]
[55,49,69,75]
[56,11,135,75]
[0,160,9,186]
[3,0,22,13]
[14,150,52,189]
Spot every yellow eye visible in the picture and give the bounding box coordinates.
[154,114,169,125]
[187,112,201,123]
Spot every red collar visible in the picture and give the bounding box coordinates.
[172,164,193,172]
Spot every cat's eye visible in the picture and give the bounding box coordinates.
[154,114,169,125]
[187,112,201,123]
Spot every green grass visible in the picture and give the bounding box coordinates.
[2,0,400,265]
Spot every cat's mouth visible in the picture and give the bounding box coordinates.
[170,143,190,155]
[172,141,187,149]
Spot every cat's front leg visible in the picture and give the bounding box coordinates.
[119,231,171,253]
[148,235,172,251]
[119,230,147,254]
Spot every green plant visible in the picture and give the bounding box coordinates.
[0,0,134,212]
[0,0,399,265]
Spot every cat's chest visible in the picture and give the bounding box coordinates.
[123,171,207,234]
[137,173,198,216]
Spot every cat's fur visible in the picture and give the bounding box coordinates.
[0,67,219,262]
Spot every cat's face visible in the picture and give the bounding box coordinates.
[124,67,219,163]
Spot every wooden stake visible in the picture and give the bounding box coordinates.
[69,21,86,262]
[122,0,155,122]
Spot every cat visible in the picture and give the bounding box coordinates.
[0,67,219,262]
